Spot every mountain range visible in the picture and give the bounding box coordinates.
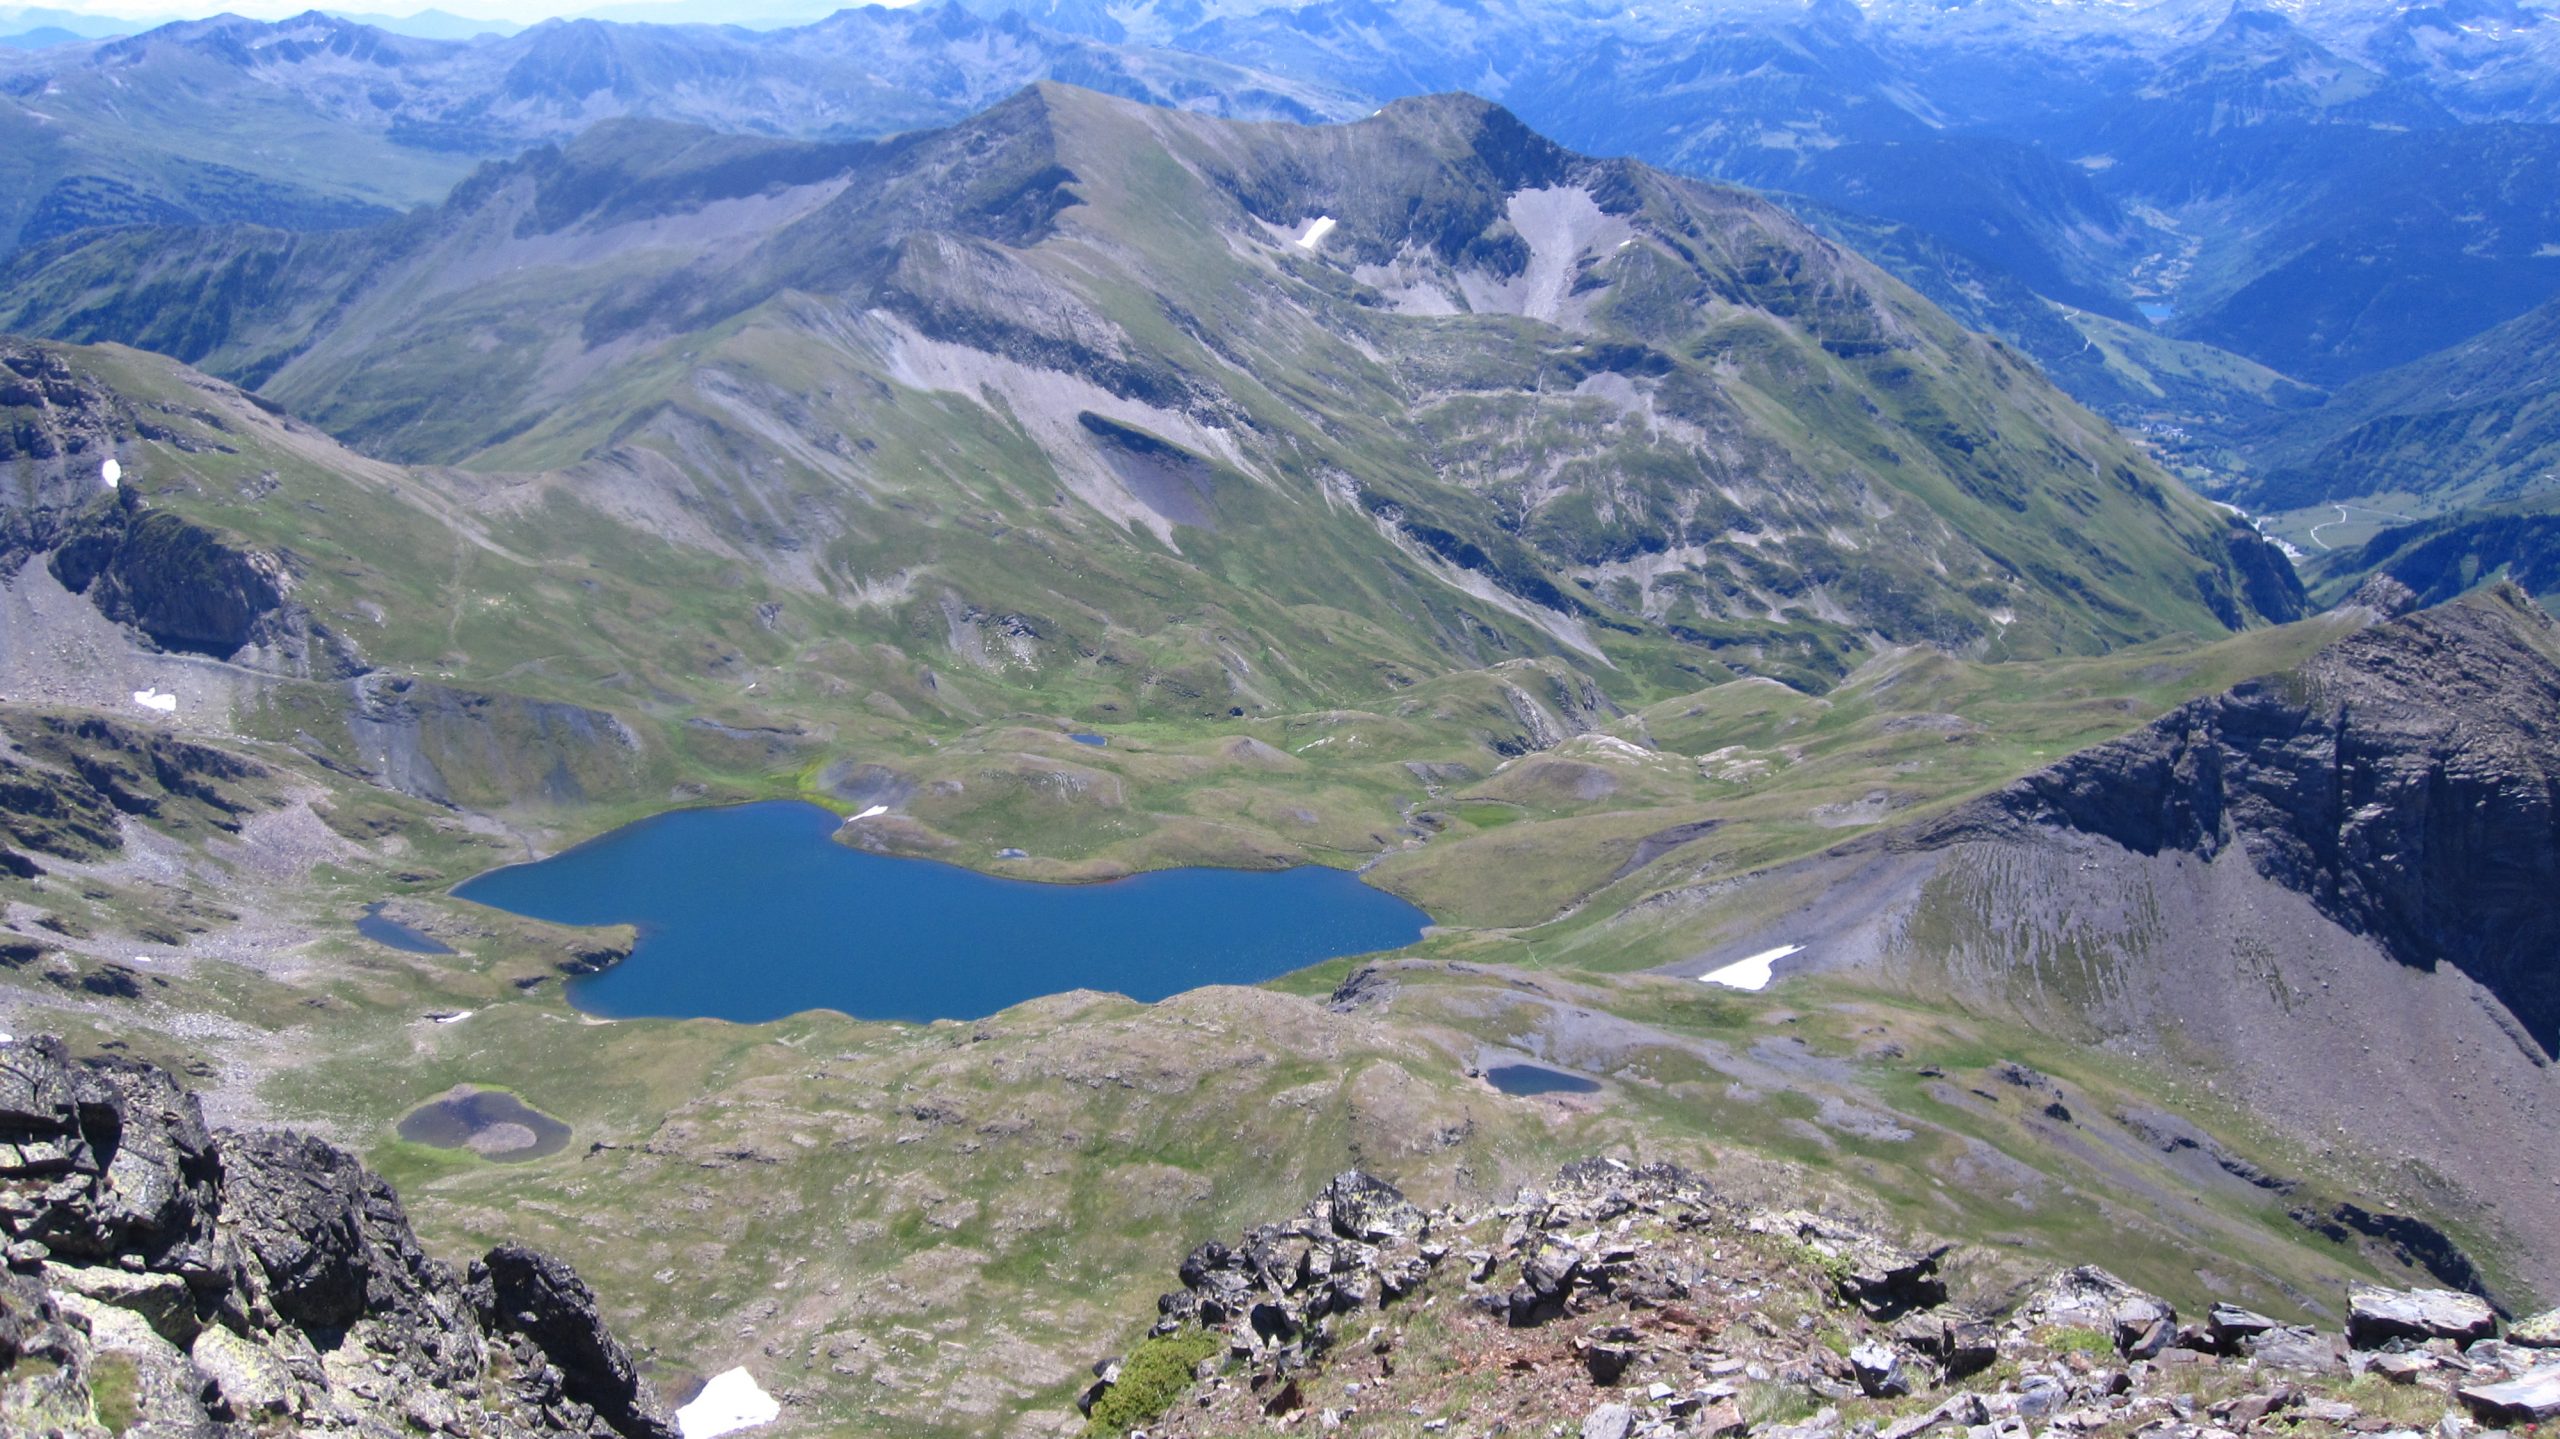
[6,0,2560,605]
[0,84,2303,700]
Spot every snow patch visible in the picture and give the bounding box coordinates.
[1295,215,1338,251]
[845,804,888,822]
[431,1011,473,1025]
[100,458,120,490]
[1699,943,1803,991]
[678,1368,781,1439]
[131,688,176,713]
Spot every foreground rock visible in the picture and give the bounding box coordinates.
[1087,1162,2545,1439]
[2348,1285,2500,1347]
[0,1035,675,1438]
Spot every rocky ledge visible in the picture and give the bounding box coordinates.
[1084,1162,2560,1439]
[0,1035,675,1439]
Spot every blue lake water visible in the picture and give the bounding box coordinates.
[358,903,453,955]
[1485,1063,1601,1096]
[452,800,1432,1024]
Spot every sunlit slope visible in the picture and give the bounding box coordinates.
[4,86,2300,713]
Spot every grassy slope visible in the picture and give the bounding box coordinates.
[3,87,2302,706]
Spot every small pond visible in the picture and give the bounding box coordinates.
[452,800,1431,1024]
[397,1086,572,1162]
[1068,733,1108,747]
[358,903,453,955]
[1484,1063,1602,1096]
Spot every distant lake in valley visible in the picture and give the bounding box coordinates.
[358,903,453,955]
[452,801,1431,1024]
[1484,1062,1601,1096]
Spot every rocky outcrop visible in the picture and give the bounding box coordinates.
[1093,1164,2560,1439]
[48,500,300,665]
[345,674,645,810]
[1913,586,2560,1052]
[1,339,346,674]
[0,1036,674,1438]
[0,711,270,874]
[0,342,131,473]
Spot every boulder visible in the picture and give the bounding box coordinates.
[1322,1171,1426,1245]
[2113,1294,2177,1359]
[1944,1320,2001,1379]
[1851,1342,1912,1398]
[2013,1268,2174,1352]
[2460,1367,2560,1425]
[2207,1302,2278,1352]
[1075,1375,1111,1416]
[2510,1309,2560,1349]
[2014,1375,2067,1423]
[2213,1388,2299,1429]
[2246,1325,2345,1375]
[48,1263,198,1343]
[1583,1332,1638,1385]
[1583,1402,1637,1439]
[1761,1211,1947,1317]
[191,1321,296,1418]
[221,1128,460,1345]
[0,1041,222,1274]
[2347,1287,2498,1348]
[1509,1236,1583,1327]
[0,1035,677,1439]
[2372,1352,2432,1383]
[1694,1398,1748,1438]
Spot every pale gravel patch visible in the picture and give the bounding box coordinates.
[858,309,1261,549]
[1452,186,1634,329]
[0,557,270,733]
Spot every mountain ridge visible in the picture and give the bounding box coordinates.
[0,86,2307,701]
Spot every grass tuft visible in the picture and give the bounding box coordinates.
[1081,1326,1222,1438]
[91,1353,141,1434]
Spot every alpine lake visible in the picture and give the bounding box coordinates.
[448,800,1433,1025]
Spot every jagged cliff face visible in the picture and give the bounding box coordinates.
[0,339,332,674]
[1653,585,2560,1296]
[1930,581,2560,1051]
[0,1035,674,1439]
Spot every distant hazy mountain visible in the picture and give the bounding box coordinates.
[324,7,521,38]
[2246,293,2560,517]
[0,7,1361,261]
[818,0,2560,390]
[2230,293,2560,604]
[0,5,148,37]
